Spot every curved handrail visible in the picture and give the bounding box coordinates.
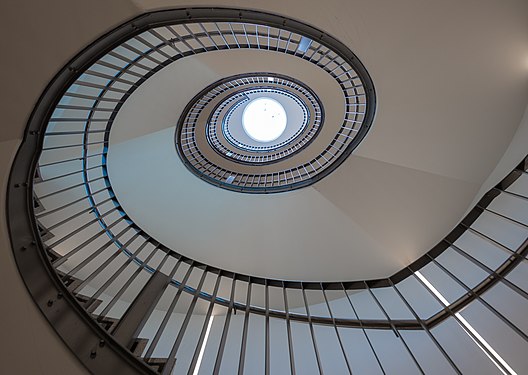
[8,8,528,375]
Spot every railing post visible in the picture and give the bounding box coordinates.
[112,271,171,349]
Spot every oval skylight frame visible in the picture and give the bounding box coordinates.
[171,18,377,193]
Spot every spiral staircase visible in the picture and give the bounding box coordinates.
[2,1,528,374]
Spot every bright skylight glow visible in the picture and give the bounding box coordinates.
[242,97,287,142]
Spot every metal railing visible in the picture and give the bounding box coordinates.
[7,8,528,375]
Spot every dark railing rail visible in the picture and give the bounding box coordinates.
[7,8,528,375]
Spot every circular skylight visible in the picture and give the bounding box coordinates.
[242,97,287,142]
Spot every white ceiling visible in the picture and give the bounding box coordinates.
[106,0,528,281]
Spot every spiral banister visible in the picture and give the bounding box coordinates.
[7,8,528,375]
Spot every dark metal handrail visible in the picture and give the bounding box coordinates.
[7,8,528,375]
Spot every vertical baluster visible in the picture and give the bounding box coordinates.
[365,282,424,374]
[389,279,462,374]
[237,278,252,375]
[282,282,296,375]
[341,283,386,375]
[410,269,513,375]
[213,277,237,374]
[447,241,528,300]
[265,280,270,375]
[301,284,324,375]
[162,267,209,374]
[427,254,528,342]
[188,271,222,374]
[320,284,353,374]
[143,261,194,360]
[100,246,170,320]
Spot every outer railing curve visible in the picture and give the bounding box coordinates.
[7,7,528,375]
